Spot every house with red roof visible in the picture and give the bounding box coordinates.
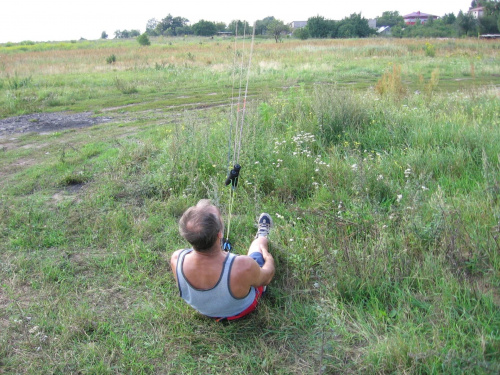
[403,11,439,25]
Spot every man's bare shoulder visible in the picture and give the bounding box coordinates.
[170,249,186,269]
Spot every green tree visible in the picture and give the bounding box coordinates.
[376,11,404,27]
[479,0,500,33]
[114,30,129,39]
[156,14,174,35]
[101,31,108,39]
[307,15,330,38]
[442,13,457,24]
[146,18,159,36]
[337,13,374,38]
[156,14,189,36]
[215,22,227,33]
[137,33,151,46]
[337,23,356,38]
[267,19,290,42]
[176,26,193,35]
[255,16,275,35]
[114,29,139,39]
[192,20,217,36]
[391,25,403,37]
[227,20,251,35]
[457,10,478,35]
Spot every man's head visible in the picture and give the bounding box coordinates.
[179,199,223,251]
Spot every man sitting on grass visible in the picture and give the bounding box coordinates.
[170,199,275,321]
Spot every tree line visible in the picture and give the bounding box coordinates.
[105,0,500,42]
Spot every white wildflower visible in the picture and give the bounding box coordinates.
[377,174,383,181]
[397,194,403,203]
[351,164,358,171]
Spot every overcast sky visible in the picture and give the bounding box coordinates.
[1,0,472,43]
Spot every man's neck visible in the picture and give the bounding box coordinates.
[193,242,224,257]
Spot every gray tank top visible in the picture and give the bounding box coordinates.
[176,249,257,318]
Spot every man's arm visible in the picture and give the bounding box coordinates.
[232,248,275,296]
[256,245,275,286]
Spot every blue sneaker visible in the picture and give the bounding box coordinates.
[256,213,273,238]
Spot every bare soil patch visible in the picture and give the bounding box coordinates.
[0,112,112,137]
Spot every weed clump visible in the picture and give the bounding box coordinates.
[313,87,370,145]
[114,77,138,94]
[6,74,32,90]
[106,54,116,64]
[424,42,436,57]
[375,64,407,99]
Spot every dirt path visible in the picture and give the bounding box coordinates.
[0,112,112,137]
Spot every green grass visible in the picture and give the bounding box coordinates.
[1,37,499,374]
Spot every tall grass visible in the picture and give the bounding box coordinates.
[1,38,499,374]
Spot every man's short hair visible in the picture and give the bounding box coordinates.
[179,199,223,251]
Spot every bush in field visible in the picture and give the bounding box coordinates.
[137,33,151,46]
[293,27,310,40]
[106,54,116,64]
[424,42,436,57]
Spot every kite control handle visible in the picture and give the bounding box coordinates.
[225,164,241,188]
[222,237,233,252]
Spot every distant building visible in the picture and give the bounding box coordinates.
[289,21,307,30]
[368,19,377,29]
[469,6,485,18]
[403,11,439,25]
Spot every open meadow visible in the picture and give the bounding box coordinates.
[1,36,500,374]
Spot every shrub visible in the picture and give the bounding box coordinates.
[137,33,151,46]
[106,54,116,64]
[424,42,436,57]
[293,28,310,40]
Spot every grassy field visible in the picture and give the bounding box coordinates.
[1,36,499,374]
